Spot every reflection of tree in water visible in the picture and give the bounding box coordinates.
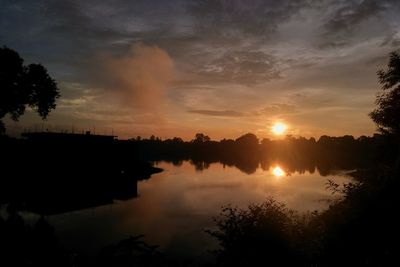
[0,205,171,267]
[0,205,67,267]
[190,159,211,172]
[97,235,166,267]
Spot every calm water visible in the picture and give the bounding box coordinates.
[21,161,352,260]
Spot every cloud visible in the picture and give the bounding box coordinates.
[188,0,311,39]
[324,0,382,34]
[198,50,280,85]
[97,44,174,109]
[1,0,395,138]
[188,109,244,117]
[318,0,400,49]
[258,103,296,116]
[381,32,400,47]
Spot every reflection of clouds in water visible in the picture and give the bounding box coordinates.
[164,211,211,220]
[186,182,242,190]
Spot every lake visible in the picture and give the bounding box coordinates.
[18,160,353,262]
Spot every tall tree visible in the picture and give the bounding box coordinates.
[0,47,60,134]
[370,50,400,135]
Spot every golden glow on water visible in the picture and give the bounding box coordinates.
[271,122,287,135]
[272,166,285,177]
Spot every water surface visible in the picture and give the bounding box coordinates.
[24,161,352,260]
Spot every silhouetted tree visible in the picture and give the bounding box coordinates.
[235,133,259,156]
[0,46,60,134]
[235,133,258,146]
[192,133,211,143]
[370,50,400,135]
[172,137,183,143]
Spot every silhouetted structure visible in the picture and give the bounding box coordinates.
[1,133,161,216]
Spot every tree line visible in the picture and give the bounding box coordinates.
[116,132,395,174]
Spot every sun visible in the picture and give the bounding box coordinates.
[271,122,287,135]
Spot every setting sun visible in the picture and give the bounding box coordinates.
[272,166,286,177]
[271,123,287,135]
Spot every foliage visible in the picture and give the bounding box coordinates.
[206,198,305,266]
[207,159,400,266]
[192,133,211,143]
[0,207,69,267]
[370,50,400,135]
[123,132,394,175]
[0,46,60,133]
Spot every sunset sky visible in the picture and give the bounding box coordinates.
[1,0,400,140]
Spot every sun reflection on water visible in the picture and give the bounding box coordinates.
[272,166,286,178]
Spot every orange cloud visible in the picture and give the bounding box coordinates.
[100,44,174,109]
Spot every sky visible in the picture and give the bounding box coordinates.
[1,0,400,140]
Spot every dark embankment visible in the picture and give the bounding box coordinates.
[0,134,162,215]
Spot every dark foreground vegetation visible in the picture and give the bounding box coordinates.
[208,164,400,266]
